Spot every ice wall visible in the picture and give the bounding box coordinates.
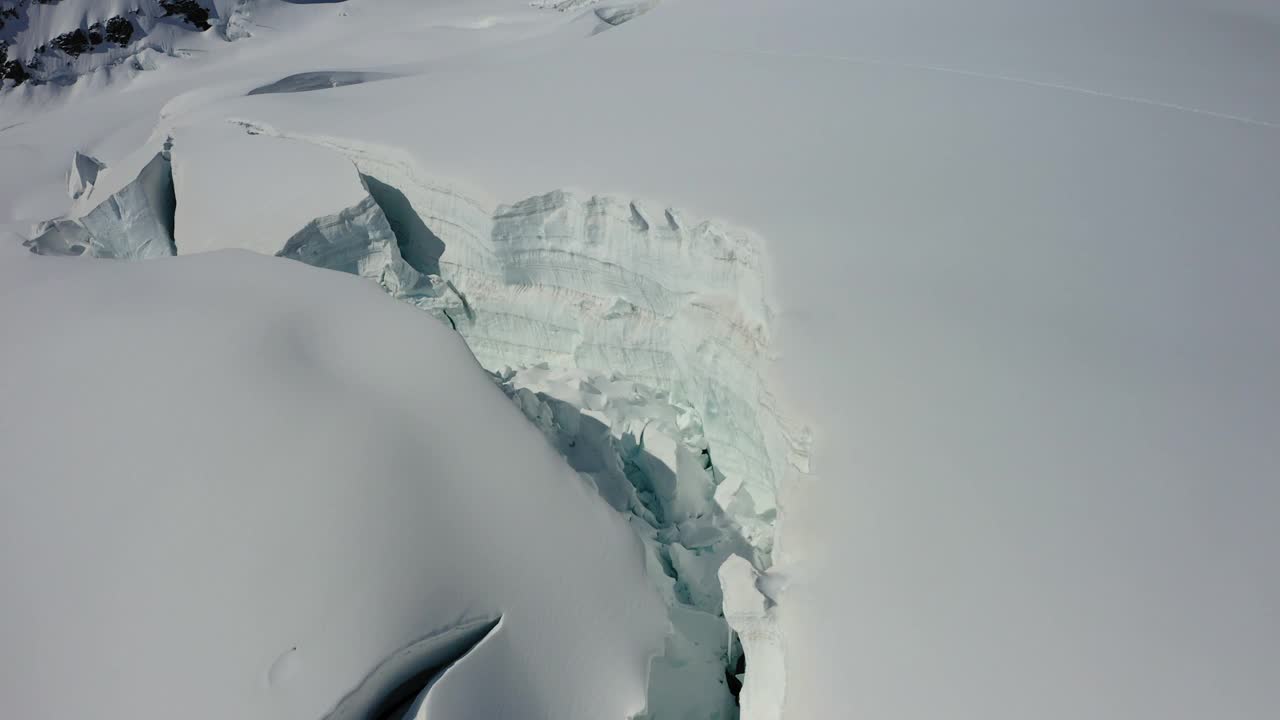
[496,365,746,718]
[171,125,425,296]
[334,146,804,717]
[341,149,799,561]
[27,151,175,259]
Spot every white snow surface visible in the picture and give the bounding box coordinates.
[0,243,666,720]
[3,0,1280,718]
[171,122,371,259]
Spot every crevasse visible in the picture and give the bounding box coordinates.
[20,129,808,719]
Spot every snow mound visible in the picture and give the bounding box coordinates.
[0,247,668,720]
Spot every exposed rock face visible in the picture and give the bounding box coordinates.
[1,57,27,86]
[0,1,223,89]
[49,29,90,57]
[104,16,134,45]
[160,0,212,31]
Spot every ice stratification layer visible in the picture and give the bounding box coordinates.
[350,145,801,559]
[18,123,807,719]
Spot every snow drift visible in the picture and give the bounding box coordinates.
[0,245,669,720]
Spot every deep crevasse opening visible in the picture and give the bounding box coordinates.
[22,128,810,719]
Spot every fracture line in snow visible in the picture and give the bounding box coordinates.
[723,48,1280,131]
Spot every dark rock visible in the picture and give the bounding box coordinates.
[104,16,134,45]
[2,59,29,86]
[51,28,91,57]
[160,0,212,31]
[0,8,19,32]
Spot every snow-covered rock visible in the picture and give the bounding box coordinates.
[0,0,337,89]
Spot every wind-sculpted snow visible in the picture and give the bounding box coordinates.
[593,1,660,28]
[321,617,501,720]
[0,246,668,720]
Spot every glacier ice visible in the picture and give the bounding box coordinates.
[170,125,425,296]
[0,247,670,720]
[334,158,797,557]
[28,152,176,259]
[719,556,784,720]
[67,151,105,201]
[335,152,804,716]
[276,194,424,297]
[15,126,807,718]
[496,365,747,718]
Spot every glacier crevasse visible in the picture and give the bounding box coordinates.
[17,128,809,719]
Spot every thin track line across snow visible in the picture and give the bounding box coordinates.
[721,48,1280,130]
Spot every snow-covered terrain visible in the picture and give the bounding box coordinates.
[0,242,668,720]
[3,0,1279,719]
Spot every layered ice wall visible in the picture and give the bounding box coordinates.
[338,144,804,719]
[344,149,798,560]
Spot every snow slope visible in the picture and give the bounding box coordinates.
[0,243,668,720]
[3,0,1280,719]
